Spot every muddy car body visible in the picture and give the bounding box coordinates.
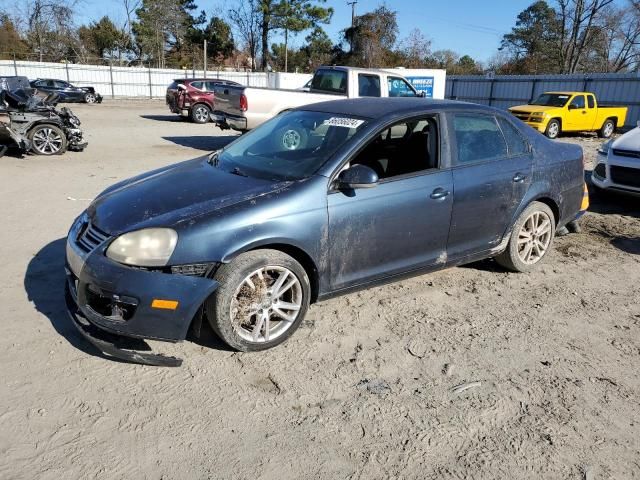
[65,98,585,365]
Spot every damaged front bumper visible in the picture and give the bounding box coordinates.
[66,127,87,151]
[65,228,219,366]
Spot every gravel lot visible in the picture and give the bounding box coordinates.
[1,101,638,479]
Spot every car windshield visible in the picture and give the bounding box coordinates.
[531,93,571,107]
[214,110,367,181]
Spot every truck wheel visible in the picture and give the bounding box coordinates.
[598,119,615,138]
[495,201,556,273]
[274,126,308,151]
[544,119,561,139]
[28,124,68,155]
[206,249,311,351]
[191,104,210,124]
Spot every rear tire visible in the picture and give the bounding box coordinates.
[598,119,615,138]
[206,249,311,351]
[496,201,556,273]
[190,104,210,124]
[544,119,561,139]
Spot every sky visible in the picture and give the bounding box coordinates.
[22,0,625,62]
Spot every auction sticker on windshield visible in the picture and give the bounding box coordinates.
[323,117,365,128]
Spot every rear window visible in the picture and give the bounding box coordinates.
[497,117,529,156]
[454,114,508,164]
[311,70,347,94]
[587,95,595,108]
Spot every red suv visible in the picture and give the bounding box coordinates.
[166,78,240,124]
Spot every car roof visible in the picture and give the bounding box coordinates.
[296,97,487,119]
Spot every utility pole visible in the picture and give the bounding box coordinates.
[348,0,357,27]
[203,40,207,79]
[347,1,358,52]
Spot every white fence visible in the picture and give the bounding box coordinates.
[0,60,312,98]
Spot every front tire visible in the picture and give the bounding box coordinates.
[206,250,311,351]
[496,201,556,272]
[84,92,97,104]
[190,104,210,124]
[544,119,561,139]
[28,124,67,155]
[598,119,615,138]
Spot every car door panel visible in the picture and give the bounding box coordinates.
[328,171,453,291]
[447,113,533,260]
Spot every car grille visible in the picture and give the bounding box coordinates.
[593,163,606,179]
[612,149,640,159]
[610,166,640,188]
[76,222,110,253]
[510,110,531,121]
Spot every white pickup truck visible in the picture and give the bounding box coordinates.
[211,66,423,132]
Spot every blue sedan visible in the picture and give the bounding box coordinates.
[65,98,585,365]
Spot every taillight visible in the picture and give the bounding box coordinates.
[240,93,248,112]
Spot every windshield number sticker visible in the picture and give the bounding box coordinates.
[323,117,364,129]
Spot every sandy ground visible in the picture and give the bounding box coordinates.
[0,101,638,480]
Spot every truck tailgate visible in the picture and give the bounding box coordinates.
[213,84,244,117]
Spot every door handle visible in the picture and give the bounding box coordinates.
[582,111,587,114]
[430,188,450,200]
[513,173,527,183]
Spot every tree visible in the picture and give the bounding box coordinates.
[586,3,640,72]
[300,27,333,71]
[24,0,80,62]
[0,15,29,59]
[397,28,432,68]
[344,5,399,67]
[133,0,200,67]
[556,0,615,73]
[500,1,562,73]
[274,0,333,72]
[188,16,235,65]
[229,0,260,70]
[78,16,126,60]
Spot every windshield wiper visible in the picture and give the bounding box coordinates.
[207,150,220,166]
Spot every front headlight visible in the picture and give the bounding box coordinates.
[531,112,546,117]
[106,228,178,267]
[597,140,612,156]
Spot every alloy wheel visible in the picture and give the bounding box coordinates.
[517,211,553,265]
[230,266,303,343]
[32,127,64,154]
[194,106,209,122]
[85,93,96,103]
[603,122,614,137]
[547,122,559,138]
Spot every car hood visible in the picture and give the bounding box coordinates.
[509,105,558,113]
[612,127,640,152]
[88,157,289,235]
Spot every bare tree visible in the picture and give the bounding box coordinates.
[228,0,260,70]
[23,0,81,62]
[556,0,615,73]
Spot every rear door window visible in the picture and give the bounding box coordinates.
[190,81,204,90]
[358,74,381,97]
[453,114,508,165]
[311,70,348,94]
[497,117,529,156]
[587,95,595,108]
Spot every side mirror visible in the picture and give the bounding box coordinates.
[568,104,577,110]
[417,91,426,98]
[337,164,379,189]
[177,84,187,91]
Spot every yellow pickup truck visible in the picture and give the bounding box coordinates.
[509,92,627,139]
